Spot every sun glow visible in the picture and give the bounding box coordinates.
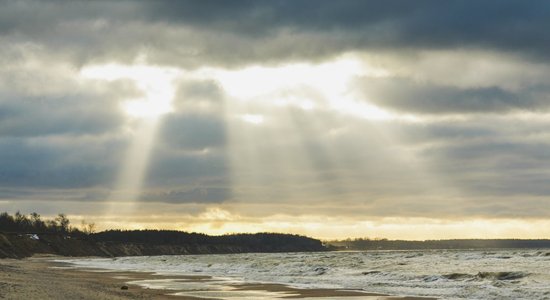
[80,63,181,119]
[199,54,410,121]
[240,114,265,125]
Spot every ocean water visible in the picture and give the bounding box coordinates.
[60,249,550,299]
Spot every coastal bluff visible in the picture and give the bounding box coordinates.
[0,230,326,259]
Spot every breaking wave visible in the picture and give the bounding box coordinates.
[60,249,550,299]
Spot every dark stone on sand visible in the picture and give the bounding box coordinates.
[361,271,381,275]
[313,267,327,275]
[121,285,128,290]
[476,271,527,280]
[442,273,472,280]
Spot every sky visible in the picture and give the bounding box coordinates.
[1,0,550,240]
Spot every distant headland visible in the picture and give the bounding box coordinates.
[326,238,550,250]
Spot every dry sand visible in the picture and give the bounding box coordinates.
[0,255,436,300]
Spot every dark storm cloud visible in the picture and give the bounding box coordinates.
[0,92,123,137]
[0,43,136,137]
[2,0,550,68]
[0,188,109,203]
[172,79,226,115]
[389,117,550,200]
[143,0,550,48]
[115,0,550,63]
[356,77,550,114]
[0,136,121,188]
[146,148,227,185]
[424,138,550,191]
[174,80,225,106]
[141,144,230,203]
[0,59,128,189]
[161,113,226,151]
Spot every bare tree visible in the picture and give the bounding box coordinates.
[81,220,96,234]
[55,213,70,232]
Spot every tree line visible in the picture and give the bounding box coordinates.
[94,229,324,250]
[0,211,95,235]
[0,212,325,252]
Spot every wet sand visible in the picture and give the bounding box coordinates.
[0,255,436,300]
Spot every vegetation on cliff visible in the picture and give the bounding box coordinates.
[0,212,326,258]
[0,211,90,235]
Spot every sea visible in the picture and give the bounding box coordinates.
[59,249,550,299]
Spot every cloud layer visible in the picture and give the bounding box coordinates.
[1,0,549,238]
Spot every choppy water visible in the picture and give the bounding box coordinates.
[60,249,550,299]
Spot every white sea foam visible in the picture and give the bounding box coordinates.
[57,249,550,299]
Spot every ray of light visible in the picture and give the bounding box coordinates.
[219,55,385,207]
[80,63,181,216]
[216,54,464,236]
[75,55,462,235]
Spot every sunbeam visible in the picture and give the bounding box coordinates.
[80,63,181,217]
[210,54,461,236]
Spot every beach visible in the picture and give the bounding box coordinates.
[0,255,177,300]
[0,255,434,300]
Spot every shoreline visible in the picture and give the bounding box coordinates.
[0,255,437,299]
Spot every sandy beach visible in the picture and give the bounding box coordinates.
[0,255,437,300]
